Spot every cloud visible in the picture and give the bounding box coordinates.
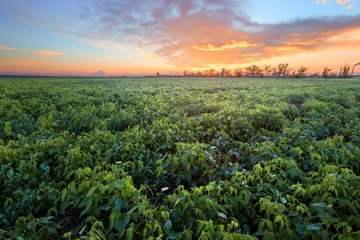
[3,0,360,69]
[317,0,355,8]
[30,50,64,55]
[192,40,264,51]
[337,0,354,4]
[1,46,64,56]
[0,46,23,51]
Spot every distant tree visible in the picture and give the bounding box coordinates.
[204,69,210,76]
[271,66,278,76]
[183,70,188,77]
[255,66,264,77]
[234,68,243,77]
[277,63,289,77]
[196,71,202,77]
[225,69,232,77]
[209,68,216,76]
[220,67,227,77]
[264,65,272,77]
[339,64,351,78]
[296,66,308,78]
[157,72,160,77]
[245,66,252,77]
[322,67,332,78]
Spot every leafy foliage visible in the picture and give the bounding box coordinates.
[1,77,360,239]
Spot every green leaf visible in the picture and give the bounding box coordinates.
[115,179,126,188]
[124,215,130,227]
[114,220,124,232]
[311,203,327,208]
[277,205,286,215]
[60,200,70,213]
[305,223,321,231]
[86,186,97,198]
[47,227,57,235]
[109,212,115,229]
[339,199,348,207]
[179,195,187,200]
[289,210,299,217]
[61,189,67,201]
[126,227,133,240]
[82,198,93,215]
[164,219,172,233]
[275,215,282,223]
[271,188,280,195]
[115,198,125,211]
[217,212,227,219]
[127,206,138,215]
[243,224,250,234]
[280,197,287,204]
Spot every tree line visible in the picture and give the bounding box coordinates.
[154,63,353,78]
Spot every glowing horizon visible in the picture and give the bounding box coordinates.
[0,0,360,76]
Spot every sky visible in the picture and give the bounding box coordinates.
[0,0,360,76]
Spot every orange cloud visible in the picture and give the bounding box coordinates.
[192,40,264,51]
[1,46,64,56]
[30,50,64,55]
[0,46,23,51]
[337,0,354,4]
[282,40,317,46]
[271,46,309,53]
[317,0,355,6]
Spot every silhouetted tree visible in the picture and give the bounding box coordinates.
[339,64,351,78]
[271,66,278,76]
[220,67,227,77]
[264,65,272,77]
[234,68,243,77]
[209,68,216,76]
[296,66,308,78]
[277,63,289,77]
[322,67,332,78]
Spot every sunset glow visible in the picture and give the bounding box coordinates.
[192,41,264,51]
[0,0,359,76]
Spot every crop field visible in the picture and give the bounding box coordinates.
[1,77,360,239]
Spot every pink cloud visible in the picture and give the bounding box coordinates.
[1,47,64,56]
[317,0,355,7]
[337,0,354,4]
[30,50,64,55]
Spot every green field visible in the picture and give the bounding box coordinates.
[1,77,360,239]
